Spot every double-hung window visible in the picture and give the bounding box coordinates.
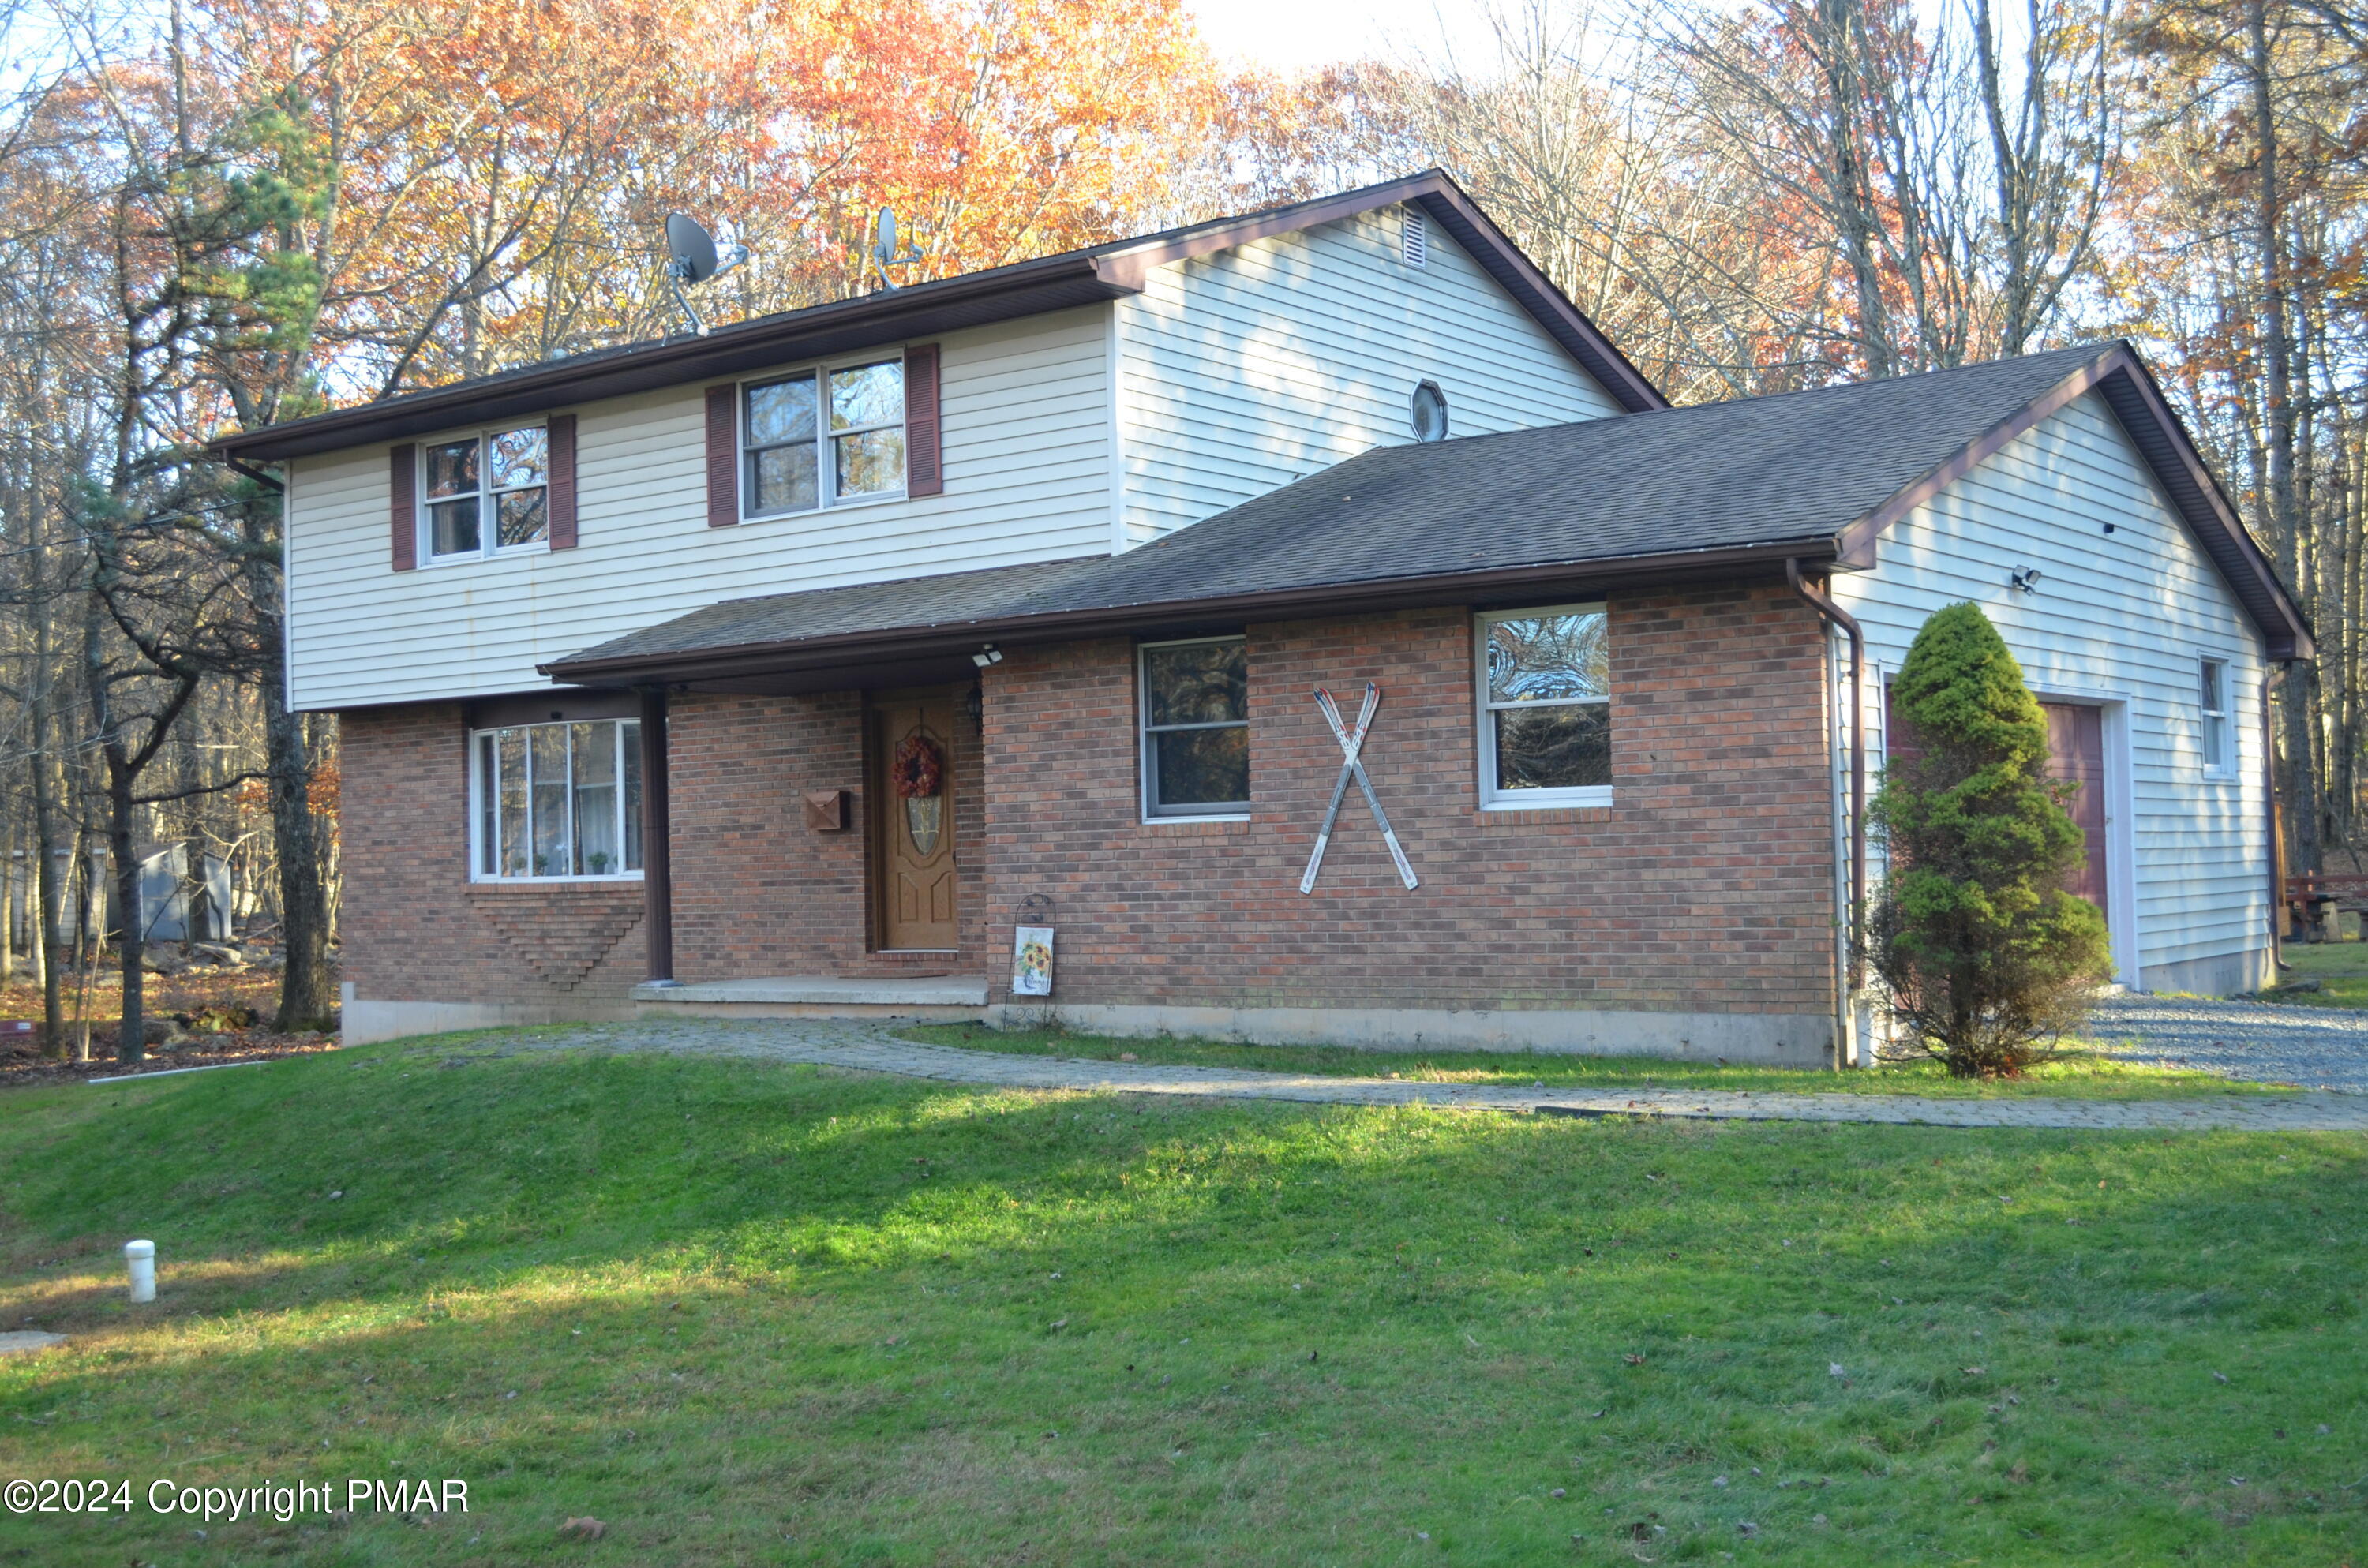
[2199,657,2231,773]
[744,357,905,518]
[471,718,644,879]
[1478,604,1611,807]
[422,426,548,561]
[1140,636,1250,818]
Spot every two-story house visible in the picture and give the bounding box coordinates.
[215,170,2309,1065]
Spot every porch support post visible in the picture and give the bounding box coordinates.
[638,687,677,985]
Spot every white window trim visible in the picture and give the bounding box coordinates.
[1139,634,1251,823]
[1476,601,1613,810]
[417,423,552,567]
[740,351,909,523]
[2199,656,2235,776]
[467,718,645,884]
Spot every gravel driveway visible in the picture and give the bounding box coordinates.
[2087,992,2368,1092]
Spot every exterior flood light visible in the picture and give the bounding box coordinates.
[972,646,1003,668]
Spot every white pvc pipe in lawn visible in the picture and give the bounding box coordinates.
[125,1240,155,1304]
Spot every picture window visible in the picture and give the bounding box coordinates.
[471,718,644,879]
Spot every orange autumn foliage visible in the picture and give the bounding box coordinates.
[191,0,1311,398]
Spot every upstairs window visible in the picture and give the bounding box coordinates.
[1141,636,1250,818]
[744,357,905,518]
[422,426,547,561]
[1478,604,1611,807]
[471,718,643,879]
[2199,657,2231,772]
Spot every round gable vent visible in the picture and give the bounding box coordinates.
[1410,380,1449,443]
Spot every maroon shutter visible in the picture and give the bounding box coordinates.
[705,384,738,526]
[388,444,417,571]
[547,414,578,548]
[905,342,942,496]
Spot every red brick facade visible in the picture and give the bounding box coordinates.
[340,703,648,1013]
[980,583,1836,1016]
[339,581,1839,1028]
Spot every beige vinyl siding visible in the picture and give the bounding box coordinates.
[1115,204,1622,546]
[1833,389,2271,987]
[283,308,1113,709]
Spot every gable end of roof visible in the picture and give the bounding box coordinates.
[1834,341,2312,663]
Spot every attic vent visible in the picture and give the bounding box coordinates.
[1399,207,1428,268]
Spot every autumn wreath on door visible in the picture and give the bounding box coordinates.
[891,732,946,856]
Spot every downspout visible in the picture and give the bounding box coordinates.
[2264,672,2284,972]
[1788,559,1866,1061]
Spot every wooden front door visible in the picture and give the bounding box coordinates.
[2039,702,2109,931]
[872,690,960,951]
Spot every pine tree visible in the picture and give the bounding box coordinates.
[1869,602,2111,1076]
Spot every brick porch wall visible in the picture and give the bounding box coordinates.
[340,703,646,1012]
[665,689,991,981]
[977,582,1838,1016]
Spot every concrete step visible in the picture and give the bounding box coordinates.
[632,975,989,1022]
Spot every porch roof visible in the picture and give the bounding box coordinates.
[545,340,2310,689]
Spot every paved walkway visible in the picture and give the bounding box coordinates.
[535,1020,2368,1132]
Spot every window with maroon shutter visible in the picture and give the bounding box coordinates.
[547,414,579,548]
[389,444,417,571]
[905,342,942,496]
[705,384,737,526]
[730,350,926,521]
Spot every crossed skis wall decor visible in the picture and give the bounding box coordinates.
[1300,683,1419,894]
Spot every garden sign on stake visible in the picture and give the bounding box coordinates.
[1301,683,1419,893]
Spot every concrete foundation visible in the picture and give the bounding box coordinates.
[633,974,990,1024]
[340,992,631,1046]
[2140,945,2276,998]
[985,1001,1838,1067]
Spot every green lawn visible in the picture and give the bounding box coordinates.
[1,1031,2362,1565]
[902,1022,2285,1098]
[2268,941,2368,1008]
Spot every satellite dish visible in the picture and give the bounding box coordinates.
[661,212,750,336]
[667,212,721,283]
[868,204,923,291]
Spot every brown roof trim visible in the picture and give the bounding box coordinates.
[1834,340,2312,662]
[542,538,1827,687]
[212,170,1660,462]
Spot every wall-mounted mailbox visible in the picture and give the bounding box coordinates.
[804,788,850,833]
